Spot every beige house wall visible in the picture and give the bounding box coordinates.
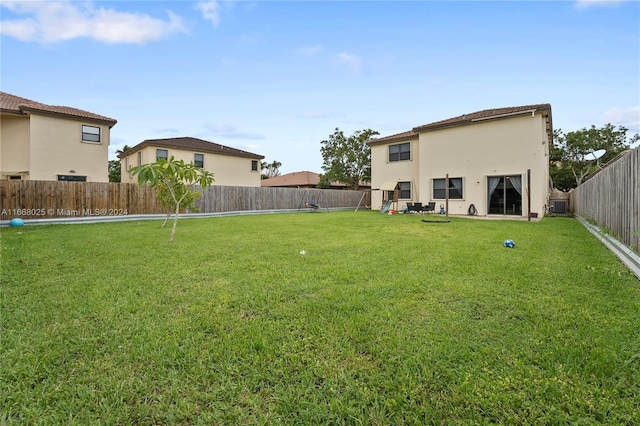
[29,114,110,181]
[121,146,262,187]
[371,112,550,217]
[0,112,111,182]
[370,138,420,209]
[0,114,30,177]
[419,113,549,217]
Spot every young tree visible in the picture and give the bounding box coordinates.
[155,178,201,229]
[260,160,282,179]
[551,124,638,190]
[320,128,379,190]
[130,156,215,243]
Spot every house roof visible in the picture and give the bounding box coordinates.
[261,171,321,187]
[260,170,371,188]
[368,103,552,146]
[412,103,552,132]
[0,91,117,127]
[119,137,264,160]
[366,130,418,145]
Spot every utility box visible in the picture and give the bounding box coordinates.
[552,200,567,214]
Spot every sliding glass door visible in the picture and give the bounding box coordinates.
[488,175,522,215]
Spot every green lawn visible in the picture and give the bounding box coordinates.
[1,212,638,424]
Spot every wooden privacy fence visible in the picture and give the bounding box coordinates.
[0,180,164,219]
[570,147,639,251]
[0,180,369,220]
[193,186,367,212]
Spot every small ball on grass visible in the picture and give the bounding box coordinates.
[9,218,24,227]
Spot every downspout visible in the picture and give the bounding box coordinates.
[445,174,449,218]
[527,169,531,221]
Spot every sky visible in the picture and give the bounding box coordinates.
[1,0,639,174]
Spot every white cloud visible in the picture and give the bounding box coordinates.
[574,0,629,10]
[195,1,220,27]
[604,106,640,133]
[301,111,331,118]
[0,0,187,44]
[203,123,265,140]
[334,52,363,74]
[293,45,323,57]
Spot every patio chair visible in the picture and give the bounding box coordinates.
[406,202,414,213]
[413,202,423,214]
[422,202,436,214]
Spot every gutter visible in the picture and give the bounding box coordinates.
[470,109,537,122]
[576,215,640,280]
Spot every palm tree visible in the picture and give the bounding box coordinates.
[116,145,132,157]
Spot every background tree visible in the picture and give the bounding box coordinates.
[317,173,331,189]
[551,124,638,191]
[108,145,133,182]
[320,128,379,190]
[116,145,132,157]
[108,160,121,182]
[260,160,282,179]
[130,156,215,243]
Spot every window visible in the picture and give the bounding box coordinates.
[137,151,142,166]
[389,142,410,162]
[194,153,204,168]
[156,149,168,161]
[82,125,100,143]
[398,181,411,199]
[433,177,463,199]
[58,175,87,182]
[251,160,258,172]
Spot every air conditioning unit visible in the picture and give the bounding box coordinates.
[552,200,567,214]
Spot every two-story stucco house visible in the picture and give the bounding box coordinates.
[367,104,553,218]
[0,92,117,182]
[119,137,265,187]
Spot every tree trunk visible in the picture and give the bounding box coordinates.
[169,203,180,243]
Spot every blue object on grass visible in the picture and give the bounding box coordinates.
[9,218,25,227]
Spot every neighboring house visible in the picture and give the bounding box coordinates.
[261,171,321,188]
[367,104,553,218]
[119,137,264,187]
[0,91,117,182]
[260,170,371,190]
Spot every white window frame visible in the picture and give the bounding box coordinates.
[398,181,411,199]
[156,149,168,161]
[81,125,101,143]
[194,153,204,168]
[433,177,464,200]
[389,142,411,162]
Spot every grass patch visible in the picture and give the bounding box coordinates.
[1,212,639,424]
